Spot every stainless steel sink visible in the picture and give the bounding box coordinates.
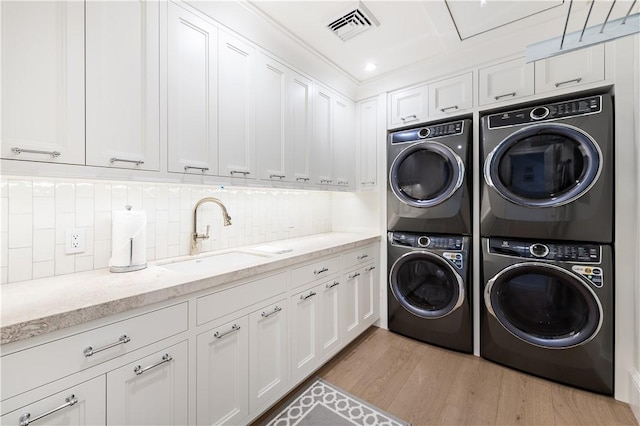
[160,251,267,274]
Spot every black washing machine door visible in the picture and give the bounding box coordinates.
[484,262,603,349]
[389,141,464,208]
[484,123,602,207]
[389,251,464,319]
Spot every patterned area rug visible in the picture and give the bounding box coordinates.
[264,378,410,426]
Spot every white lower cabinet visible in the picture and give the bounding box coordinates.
[290,285,321,382]
[343,262,380,344]
[0,376,106,426]
[196,317,249,426]
[107,341,188,426]
[319,278,342,358]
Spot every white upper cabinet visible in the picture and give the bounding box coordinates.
[218,31,256,179]
[388,85,428,129]
[289,73,313,184]
[1,1,85,165]
[167,3,218,176]
[356,98,379,190]
[311,84,333,185]
[535,44,605,94]
[428,72,473,118]
[478,58,535,106]
[85,1,160,171]
[332,95,355,189]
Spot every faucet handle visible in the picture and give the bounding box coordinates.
[205,225,211,238]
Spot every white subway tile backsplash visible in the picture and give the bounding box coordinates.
[8,180,33,214]
[75,198,94,227]
[1,197,8,233]
[94,212,112,241]
[55,182,75,213]
[33,261,54,280]
[8,247,32,282]
[8,214,32,248]
[55,213,76,244]
[33,197,55,229]
[75,182,94,198]
[75,255,94,272]
[95,183,112,212]
[33,180,55,197]
[1,266,7,284]
[55,244,75,275]
[1,232,8,268]
[94,242,111,269]
[33,229,55,262]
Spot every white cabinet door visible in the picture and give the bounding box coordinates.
[342,269,361,344]
[249,300,288,412]
[196,317,249,426]
[290,286,320,382]
[428,72,473,118]
[0,376,106,426]
[289,73,313,184]
[535,44,605,94]
[356,98,378,190]
[360,263,380,328]
[256,55,289,182]
[478,58,534,106]
[106,341,188,426]
[388,85,428,129]
[333,96,355,189]
[0,1,84,164]
[167,3,218,176]
[320,279,341,359]
[311,84,334,185]
[218,31,256,179]
[85,1,160,170]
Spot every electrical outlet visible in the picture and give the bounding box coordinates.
[65,228,86,254]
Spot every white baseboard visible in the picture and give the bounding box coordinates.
[631,371,640,424]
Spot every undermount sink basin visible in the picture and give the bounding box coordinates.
[160,251,266,274]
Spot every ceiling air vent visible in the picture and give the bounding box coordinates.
[327,2,380,42]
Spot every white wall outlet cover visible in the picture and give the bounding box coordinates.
[65,228,86,254]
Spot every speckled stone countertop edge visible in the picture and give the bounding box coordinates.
[1,233,381,345]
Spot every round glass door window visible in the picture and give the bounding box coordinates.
[389,252,464,319]
[485,264,602,348]
[389,142,464,208]
[485,124,601,207]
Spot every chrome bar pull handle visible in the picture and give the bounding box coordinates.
[314,267,328,275]
[357,254,369,260]
[300,291,317,301]
[365,266,376,272]
[320,179,332,184]
[214,324,241,339]
[400,114,417,122]
[555,77,582,87]
[110,157,144,166]
[440,105,459,112]
[230,170,250,176]
[19,394,78,426]
[261,306,282,318]
[11,147,61,158]
[361,181,375,185]
[84,334,131,357]
[184,165,209,173]
[494,92,516,100]
[269,174,286,179]
[349,272,361,279]
[134,354,173,376]
[296,177,310,182]
[326,281,340,289]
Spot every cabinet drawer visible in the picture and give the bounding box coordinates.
[343,245,376,270]
[197,272,287,326]
[290,256,341,289]
[1,302,188,399]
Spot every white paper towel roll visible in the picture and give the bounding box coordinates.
[110,207,147,272]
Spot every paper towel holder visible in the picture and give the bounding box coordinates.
[110,206,148,273]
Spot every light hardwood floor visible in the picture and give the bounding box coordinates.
[255,327,638,425]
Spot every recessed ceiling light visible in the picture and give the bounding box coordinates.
[364,63,377,72]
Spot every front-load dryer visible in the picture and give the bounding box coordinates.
[480,93,613,243]
[388,231,472,353]
[388,119,472,234]
[481,237,613,395]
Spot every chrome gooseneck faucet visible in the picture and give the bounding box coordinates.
[192,197,232,255]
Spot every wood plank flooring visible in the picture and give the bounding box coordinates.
[254,327,638,425]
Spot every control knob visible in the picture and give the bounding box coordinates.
[529,243,550,258]
[530,106,550,120]
[418,128,431,138]
[417,236,430,248]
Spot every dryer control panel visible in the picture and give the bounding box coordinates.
[488,238,601,263]
[391,232,463,250]
[487,95,602,129]
[390,120,464,144]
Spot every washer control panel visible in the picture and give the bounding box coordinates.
[390,120,464,144]
[487,95,602,129]
[488,238,601,263]
[391,232,465,269]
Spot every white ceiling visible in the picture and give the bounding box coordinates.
[248,0,639,83]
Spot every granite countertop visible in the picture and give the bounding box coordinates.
[1,232,381,345]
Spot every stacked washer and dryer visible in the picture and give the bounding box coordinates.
[387,119,473,353]
[479,93,615,395]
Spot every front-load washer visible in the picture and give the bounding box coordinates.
[388,119,472,235]
[481,237,613,395]
[480,93,613,243]
[388,231,472,353]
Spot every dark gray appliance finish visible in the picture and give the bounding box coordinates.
[388,231,472,353]
[388,119,472,235]
[480,94,613,243]
[481,237,613,395]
